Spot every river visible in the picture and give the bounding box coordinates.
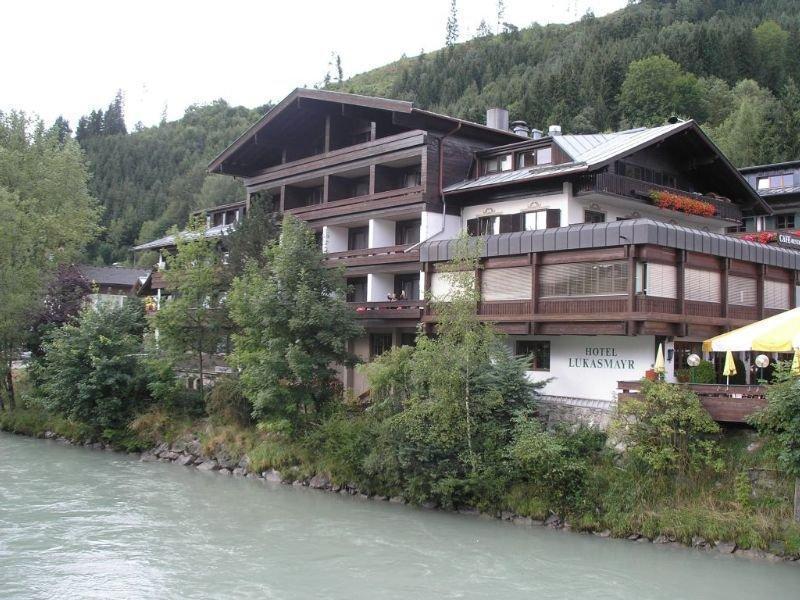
[1,432,798,599]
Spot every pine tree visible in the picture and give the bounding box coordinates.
[50,116,72,145]
[103,90,127,135]
[445,0,459,47]
[335,53,344,83]
[496,0,505,34]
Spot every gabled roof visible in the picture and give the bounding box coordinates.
[78,265,151,288]
[420,218,800,270]
[445,120,770,215]
[740,160,800,173]
[208,88,523,176]
[132,224,234,252]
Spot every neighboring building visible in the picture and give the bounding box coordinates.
[78,265,151,308]
[737,161,800,234]
[138,88,800,418]
[134,201,246,308]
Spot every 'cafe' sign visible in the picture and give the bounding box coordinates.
[778,232,800,248]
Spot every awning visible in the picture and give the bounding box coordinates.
[703,308,800,353]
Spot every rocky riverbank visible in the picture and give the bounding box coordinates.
[34,429,798,567]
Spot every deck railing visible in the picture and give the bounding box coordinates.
[348,301,425,319]
[617,380,767,423]
[575,172,743,223]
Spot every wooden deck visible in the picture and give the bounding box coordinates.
[617,380,767,424]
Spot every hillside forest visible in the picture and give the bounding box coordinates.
[28,0,800,265]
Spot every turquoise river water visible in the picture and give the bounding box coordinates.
[1,432,799,599]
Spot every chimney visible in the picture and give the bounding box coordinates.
[548,124,562,136]
[510,120,531,137]
[530,128,543,140]
[486,107,509,132]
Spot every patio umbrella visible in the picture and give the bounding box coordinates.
[703,307,800,353]
[654,344,665,379]
[792,350,800,376]
[723,350,737,385]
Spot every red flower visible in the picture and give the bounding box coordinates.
[649,190,717,218]
[741,232,777,244]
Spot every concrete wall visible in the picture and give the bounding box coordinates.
[421,211,461,242]
[461,188,570,227]
[507,334,656,402]
[367,273,394,302]
[323,225,348,253]
[369,218,395,248]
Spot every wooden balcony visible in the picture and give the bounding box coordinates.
[325,244,419,267]
[349,301,426,319]
[617,380,767,424]
[574,172,743,223]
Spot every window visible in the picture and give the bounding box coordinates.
[684,268,721,303]
[644,263,677,298]
[540,261,629,297]
[396,219,421,245]
[726,224,747,233]
[499,213,524,233]
[402,169,422,188]
[536,147,552,165]
[348,226,368,250]
[525,209,561,231]
[728,276,756,306]
[400,332,417,347]
[516,340,550,371]
[764,280,790,310]
[211,211,224,227]
[301,186,323,206]
[466,216,499,236]
[350,177,370,197]
[394,273,420,300]
[482,267,532,301]
[618,161,677,188]
[347,277,367,303]
[758,174,793,190]
[584,210,605,224]
[482,154,513,174]
[775,214,796,230]
[370,333,393,358]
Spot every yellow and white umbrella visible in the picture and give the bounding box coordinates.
[723,350,737,385]
[703,307,800,353]
[654,344,665,379]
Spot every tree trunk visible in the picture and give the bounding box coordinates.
[4,366,14,411]
[794,478,800,523]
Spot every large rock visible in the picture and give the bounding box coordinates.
[215,450,239,470]
[185,439,202,456]
[176,454,195,467]
[715,541,737,554]
[308,473,331,489]
[140,452,157,462]
[263,469,282,483]
[218,468,232,476]
[232,467,246,477]
[196,460,219,472]
[159,451,179,461]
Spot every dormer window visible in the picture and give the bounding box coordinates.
[757,173,793,190]
[516,146,552,169]
[482,154,513,175]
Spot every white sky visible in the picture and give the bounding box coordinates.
[2,0,627,129]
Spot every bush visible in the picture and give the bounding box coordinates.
[612,380,722,476]
[506,416,593,516]
[689,360,716,384]
[206,376,252,426]
[34,302,152,431]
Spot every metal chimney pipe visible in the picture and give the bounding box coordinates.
[486,108,510,131]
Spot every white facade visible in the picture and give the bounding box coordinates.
[323,225,348,253]
[369,218,395,248]
[421,210,462,242]
[507,334,658,402]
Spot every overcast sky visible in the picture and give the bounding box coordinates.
[2,0,627,129]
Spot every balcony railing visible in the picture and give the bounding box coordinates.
[326,245,419,266]
[575,172,743,223]
[617,380,767,423]
[348,301,426,319]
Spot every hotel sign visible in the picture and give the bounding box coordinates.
[568,347,636,370]
[777,232,800,249]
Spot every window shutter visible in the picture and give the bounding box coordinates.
[684,268,721,302]
[482,267,532,301]
[764,279,790,310]
[728,276,757,306]
[546,209,561,228]
[540,262,628,297]
[645,263,677,298]
[466,218,478,237]
[498,213,523,234]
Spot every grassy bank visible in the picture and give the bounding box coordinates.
[2,405,798,558]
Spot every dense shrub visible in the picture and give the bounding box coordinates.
[206,376,252,426]
[612,380,722,476]
[689,360,716,384]
[34,301,152,431]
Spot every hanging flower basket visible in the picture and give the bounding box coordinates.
[741,232,778,244]
[649,190,716,218]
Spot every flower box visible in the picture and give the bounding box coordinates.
[649,190,716,218]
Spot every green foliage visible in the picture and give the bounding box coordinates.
[612,380,723,476]
[152,216,231,401]
[228,214,362,434]
[35,302,152,431]
[689,359,716,384]
[751,363,800,478]
[225,191,280,277]
[619,55,705,126]
[206,375,252,427]
[0,112,99,409]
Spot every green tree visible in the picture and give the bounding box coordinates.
[36,301,150,431]
[751,363,800,522]
[445,0,459,47]
[619,55,706,126]
[152,217,230,402]
[753,20,789,90]
[228,214,362,433]
[0,112,99,409]
[225,192,280,277]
